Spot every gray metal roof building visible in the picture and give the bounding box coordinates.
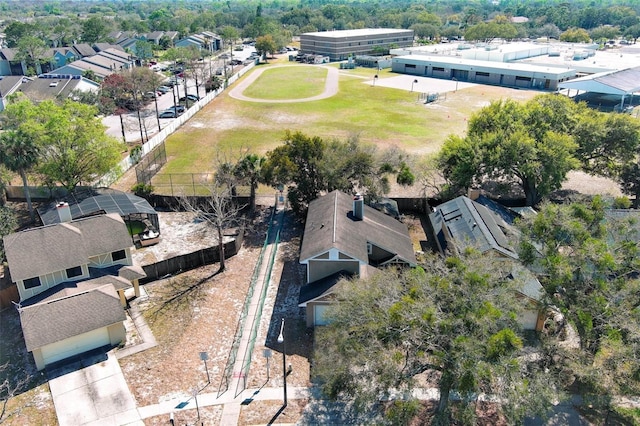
[558,66,640,110]
[300,28,414,61]
[392,54,575,90]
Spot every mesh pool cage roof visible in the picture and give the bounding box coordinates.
[38,188,160,233]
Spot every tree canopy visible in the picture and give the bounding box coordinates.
[517,198,640,406]
[436,95,582,206]
[313,253,558,425]
[262,131,415,214]
[2,98,125,192]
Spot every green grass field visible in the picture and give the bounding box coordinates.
[156,59,538,193]
[242,66,327,99]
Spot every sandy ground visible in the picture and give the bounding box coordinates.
[131,211,223,265]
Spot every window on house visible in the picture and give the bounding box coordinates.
[24,277,41,289]
[516,76,532,82]
[112,249,127,261]
[405,64,416,69]
[66,266,83,279]
[476,71,490,77]
[433,67,445,72]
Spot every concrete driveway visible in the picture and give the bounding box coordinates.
[48,350,141,426]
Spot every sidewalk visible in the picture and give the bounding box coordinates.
[136,386,310,420]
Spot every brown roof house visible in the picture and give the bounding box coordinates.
[429,192,546,331]
[3,206,146,370]
[298,191,417,327]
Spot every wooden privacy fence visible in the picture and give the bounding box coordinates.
[140,226,244,283]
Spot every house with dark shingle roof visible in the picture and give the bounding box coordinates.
[3,211,146,370]
[429,192,547,330]
[0,75,25,111]
[71,43,97,58]
[20,284,126,370]
[429,194,520,260]
[298,190,416,326]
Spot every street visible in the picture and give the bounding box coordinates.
[102,44,257,144]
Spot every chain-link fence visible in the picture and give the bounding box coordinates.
[134,141,167,186]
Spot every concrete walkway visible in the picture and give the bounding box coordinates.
[218,207,286,425]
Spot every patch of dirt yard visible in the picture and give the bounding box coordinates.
[118,208,313,425]
[118,238,260,398]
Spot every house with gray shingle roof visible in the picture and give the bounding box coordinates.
[20,283,126,370]
[3,212,146,370]
[0,75,25,111]
[298,190,416,326]
[429,194,520,260]
[71,43,97,58]
[429,192,547,330]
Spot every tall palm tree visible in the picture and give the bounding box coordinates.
[234,154,265,217]
[0,129,39,223]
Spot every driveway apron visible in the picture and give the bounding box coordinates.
[48,351,141,426]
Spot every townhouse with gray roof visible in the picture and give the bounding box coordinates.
[3,209,146,370]
[298,190,416,326]
[429,192,546,330]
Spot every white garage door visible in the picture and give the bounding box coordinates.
[519,310,539,330]
[314,305,331,326]
[41,327,110,366]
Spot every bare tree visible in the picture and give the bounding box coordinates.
[0,361,30,423]
[177,184,244,274]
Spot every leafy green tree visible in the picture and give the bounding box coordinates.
[517,198,640,407]
[0,130,39,223]
[559,27,591,43]
[4,21,37,48]
[15,36,49,75]
[255,34,277,61]
[21,100,125,191]
[0,206,18,263]
[536,23,561,41]
[573,112,640,177]
[618,162,640,208]
[589,25,620,43]
[262,130,325,214]
[314,253,558,425]
[464,20,517,43]
[625,24,640,43]
[437,96,581,205]
[82,16,109,44]
[411,23,440,41]
[205,75,223,93]
[134,40,154,62]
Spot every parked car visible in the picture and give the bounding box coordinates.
[166,105,186,115]
[158,110,178,119]
[157,86,171,93]
[179,94,200,102]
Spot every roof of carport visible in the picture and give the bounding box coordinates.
[559,66,640,96]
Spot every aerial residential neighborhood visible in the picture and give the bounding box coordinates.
[1,1,640,425]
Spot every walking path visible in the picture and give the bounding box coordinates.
[228,65,339,103]
[218,206,286,425]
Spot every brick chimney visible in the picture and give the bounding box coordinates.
[56,202,72,222]
[353,193,364,220]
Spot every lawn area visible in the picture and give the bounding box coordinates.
[242,66,327,99]
[155,61,538,192]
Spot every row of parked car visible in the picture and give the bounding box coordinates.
[157,93,201,119]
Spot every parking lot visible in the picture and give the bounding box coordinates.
[102,44,257,143]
